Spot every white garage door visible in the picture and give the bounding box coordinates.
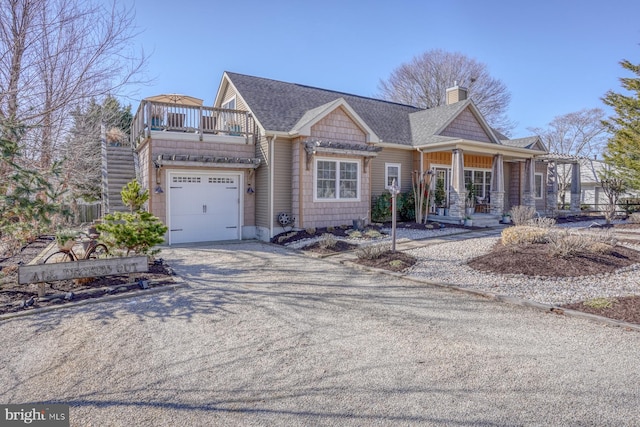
[169,172,240,244]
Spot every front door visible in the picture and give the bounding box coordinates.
[433,167,450,212]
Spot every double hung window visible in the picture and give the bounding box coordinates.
[316,159,359,200]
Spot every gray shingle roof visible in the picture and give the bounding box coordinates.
[225,72,545,152]
[225,72,421,146]
[500,136,541,149]
[409,101,470,145]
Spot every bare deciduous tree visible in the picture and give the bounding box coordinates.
[0,0,146,169]
[530,108,608,158]
[529,108,608,207]
[378,49,514,135]
[599,168,627,224]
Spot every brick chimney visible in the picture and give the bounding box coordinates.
[446,81,468,105]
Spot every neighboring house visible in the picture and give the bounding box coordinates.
[577,157,609,210]
[130,72,554,244]
[550,156,640,211]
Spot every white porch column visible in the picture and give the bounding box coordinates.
[546,160,559,215]
[490,154,504,215]
[570,160,581,212]
[523,158,536,209]
[449,148,465,218]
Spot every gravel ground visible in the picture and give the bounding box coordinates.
[1,241,640,426]
[405,229,640,306]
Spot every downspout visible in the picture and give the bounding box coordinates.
[268,135,275,239]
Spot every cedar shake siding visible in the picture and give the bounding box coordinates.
[508,162,522,210]
[310,107,367,144]
[440,107,493,143]
[298,153,370,229]
[141,137,255,227]
[290,109,373,228]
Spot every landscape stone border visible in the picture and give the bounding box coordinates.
[0,276,186,321]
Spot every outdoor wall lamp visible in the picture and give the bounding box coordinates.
[247,183,254,194]
[154,160,164,194]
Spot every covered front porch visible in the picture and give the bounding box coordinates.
[417,139,553,225]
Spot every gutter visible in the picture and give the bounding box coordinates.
[415,139,546,158]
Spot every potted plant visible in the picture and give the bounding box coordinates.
[434,178,446,216]
[465,182,476,216]
[55,229,77,252]
[464,215,473,227]
[502,212,512,224]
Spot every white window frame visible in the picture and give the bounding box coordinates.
[463,168,492,200]
[314,158,361,202]
[534,173,544,199]
[385,163,401,190]
[222,96,236,110]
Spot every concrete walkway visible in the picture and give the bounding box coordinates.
[1,240,639,426]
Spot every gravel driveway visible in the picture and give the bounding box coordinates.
[1,241,639,426]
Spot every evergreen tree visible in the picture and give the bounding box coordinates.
[1,120,68,254]
[62,96,132,203]
[602,58,640,190]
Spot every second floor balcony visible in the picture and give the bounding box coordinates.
[131,95,257,147]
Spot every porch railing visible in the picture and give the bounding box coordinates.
[131,100,257,147]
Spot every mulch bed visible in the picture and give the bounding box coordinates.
[466,235,640,325]
[0,236,176,316]
[562,296,640,325]
[352,251,417,272]
[272,226,359,245]
[302,240,359,255]
[467,242,640,277]
[271,221,455,246]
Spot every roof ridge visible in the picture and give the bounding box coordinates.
[224,71,423,111]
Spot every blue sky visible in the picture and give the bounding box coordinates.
[126,0,640,136]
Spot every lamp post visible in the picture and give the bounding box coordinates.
[389,178,401,252]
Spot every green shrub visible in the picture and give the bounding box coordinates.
[120,179,149,212]
[371,193,392,222]
[97,211,168,256]
[398,191,416,221]
[372,191,416,222]
[55,229,77,247]
[305,227,316,235]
